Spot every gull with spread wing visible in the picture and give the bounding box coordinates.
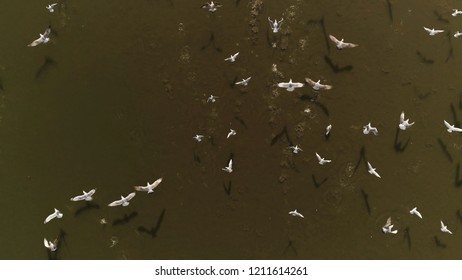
[134,178,163,194]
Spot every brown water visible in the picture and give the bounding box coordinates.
[1,0,462,259]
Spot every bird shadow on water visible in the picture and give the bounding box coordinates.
[416,51,434,65]
[137,209,166,238]
[454,163,462,187]
[35,56,56,80]
[393,128,410,153]
[403,226,411,251]
[112,211,138,227]
[74,202,100,217]
[312,174,327,188]
[223,180,232,195]
[360,188,371,216]
[281,240,298,258]
[353,146,367,174]
[306,17,330,53]
[434,236,447,248]
[270,126,293,147]
[450,103,461,127]
[323,55,353,73]
[200,32,221,52]
[437,138,453,163]
[299,95,330,117]
[47,228,67,260]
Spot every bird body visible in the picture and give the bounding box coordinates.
[305,78,332,90]
[410,207,423,219]
[329,34,358,49]
[424,27,444,36]
[44,238,57,251]
[367,161,381,178]
[268,17,283,33]
[363,123,378,135]
[235,77,251,86]
[289,209,304,218]
[444,120,462,133]
[382,217,398,234]
[440,220,453,234]
[70,189,96,201]
[108,192,136,207]
[44,208,63,224]
[222,159,233,173]
[224,52,239,62]
[134,178,163,194]
[399,112,415,130]
[315,152,331,165]
[277,79,304,92]
[28,26,51,47]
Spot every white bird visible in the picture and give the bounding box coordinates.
[305,78,332,91]
[201,1,222,12]
[44,238,58,252]
[289,209,304,218]
[399,112,415,130]
[367,161,381,178]
[452,9,462,17]
[289,145,303,154]
[28,26,51,47]
[44,208,63,224]
[423,27,444,36]
[329,34,359,49]
[227,129,236,139]
[325,124,332,136]
[382,217,398,234]
[134,178,162,194]
[444,120,462,133]
[277,79,304,92]
[46,3,58,13]
[222,159,233,173]
[410,207,423,219]
[224,52,239,62]
[207,95,218,103]
[440,220,453,234]
[268,17,283,33]
[193,134,205,142]
[315,152,331,165]
[70,189,96,202]
[363,122,378,135]
[108,192,136,207]
[454,31,462,38]
[235,77,251,86]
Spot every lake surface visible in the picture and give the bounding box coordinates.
[1,0,462,259]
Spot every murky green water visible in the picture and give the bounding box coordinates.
[1,0,462,259]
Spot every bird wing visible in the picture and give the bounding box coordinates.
[126,192,136,201]
[134,185,147,191]
[108,199,123,207]
[440,220,445,228]
[400,112,405,123]
[454,127,462,132]
[70,194,85,201]
[152,178,163,189]
[228,159,233,169]
[44,212,56,224]
[329,35,340,44]
[315,153,322,162]
[304,77,315,87]
[87,189,96,196]
[43,27,51,37]
[44,238,49,248]
[444,120,451,129]
[28,37,42,47]
[292,82,304,88]
[424,27,431,33]
[277,82,289,88]
[367,161,373,170]
[385,217,392,227]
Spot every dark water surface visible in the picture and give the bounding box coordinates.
[1,0,462,259]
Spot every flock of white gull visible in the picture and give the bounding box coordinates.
[199,2,462,240]
[35,1,462,253]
